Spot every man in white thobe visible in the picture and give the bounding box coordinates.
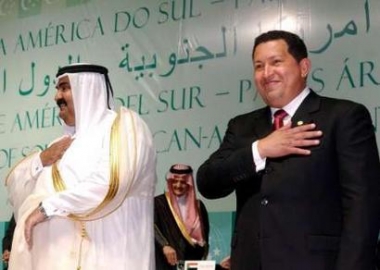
[6,64,157,270]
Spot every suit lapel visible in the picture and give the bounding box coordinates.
[252,107,273,139]
[291,90,321,127]
[247,91,321,140]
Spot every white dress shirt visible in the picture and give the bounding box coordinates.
[252,87,311,172]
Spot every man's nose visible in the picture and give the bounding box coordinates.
[263,64,273,78]
[54,90,62,101]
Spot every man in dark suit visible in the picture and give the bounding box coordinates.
[196,30,380,270]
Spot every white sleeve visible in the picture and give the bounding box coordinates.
[252,141,266,172]
[42,149,109,217]
[6,151,44,219]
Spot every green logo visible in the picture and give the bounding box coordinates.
[18,0,42,18]
[66,0,91,7]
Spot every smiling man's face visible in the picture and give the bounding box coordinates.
[55,75,75,126]
[169,175,189,197]
[253,39,310,108]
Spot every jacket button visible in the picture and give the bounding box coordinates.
[265,167,273,174]
[261,198,269,206]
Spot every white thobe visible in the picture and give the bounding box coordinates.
[6,107,157,270]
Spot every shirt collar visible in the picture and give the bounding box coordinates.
[271,87,310,117]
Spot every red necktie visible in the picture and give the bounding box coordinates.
[273,109,288,130]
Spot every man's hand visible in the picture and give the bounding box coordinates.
[258,123,322,158]
[163,245,178,266]
[24,206,47,250]
[40,136,73,166]
[220,256,231,269]
[2,249,10,263]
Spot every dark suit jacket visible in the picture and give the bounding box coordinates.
[376,240,380,270]
[2,214,15,252]
[197,91,380,270]
[154,194,210,270]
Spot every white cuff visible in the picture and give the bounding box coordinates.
[252,141,266,172]
[31,153,44,178]
[41,198,68,217]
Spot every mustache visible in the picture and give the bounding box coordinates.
[56,98,67,107]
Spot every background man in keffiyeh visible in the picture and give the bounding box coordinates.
[154,164,209,270]
[6,63,157,270]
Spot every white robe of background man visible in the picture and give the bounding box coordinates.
[6,65,157,270]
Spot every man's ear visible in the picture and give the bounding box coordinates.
[300,58,311,78]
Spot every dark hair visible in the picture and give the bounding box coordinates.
[252,30,308,62]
